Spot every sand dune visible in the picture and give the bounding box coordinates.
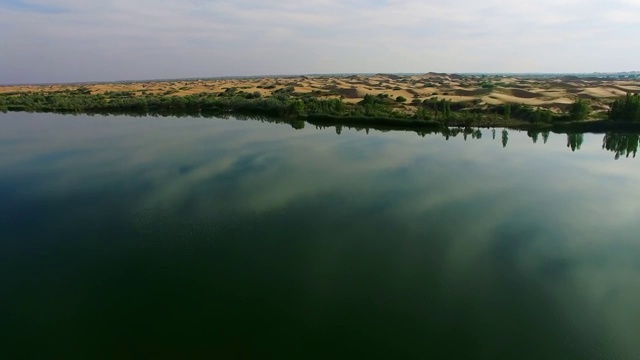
[611,85,640,92]
[494,88,545,99]
[453,88,492,97]
[2,74,638,112]
[581,87,627,98]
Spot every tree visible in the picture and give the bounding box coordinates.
[602,133,639,159]
[609,93,640,122]
[396,96,407,103]
[541,110,553,123]
[415,107,429,120]
[362,94,376,105]
[428,97,439,118]
[542,131,550,144]
[440,99,451,119]
[501,129,509,148]
[532,109,541,124]
[567,133,584,151]
[287,100,305,116]
[568,99,590,121]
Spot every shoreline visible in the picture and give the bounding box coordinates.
[1,73,639,133]
[4,108,640,135]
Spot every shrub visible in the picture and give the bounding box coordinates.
[568,99,590,121]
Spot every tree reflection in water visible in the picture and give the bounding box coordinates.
[602,133,639,160]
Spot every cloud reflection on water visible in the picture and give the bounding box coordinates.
[1,113,639,358]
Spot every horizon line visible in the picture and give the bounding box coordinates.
[2,71,639,87]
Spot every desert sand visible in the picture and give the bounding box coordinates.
[2,73,638,113]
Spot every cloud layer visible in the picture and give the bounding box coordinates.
[1,0,639,83]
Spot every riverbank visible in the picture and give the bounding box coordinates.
[1,74,639,132]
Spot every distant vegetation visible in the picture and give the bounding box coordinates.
[2,90,637,159]
[1,87,639,131]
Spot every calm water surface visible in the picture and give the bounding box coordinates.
[1,113,639,359]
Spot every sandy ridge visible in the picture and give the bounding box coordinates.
[2,74,638,113]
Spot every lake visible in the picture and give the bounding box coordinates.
[1,113,639,359]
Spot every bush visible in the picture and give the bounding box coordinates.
[396,96,407,103]
[568,99,590,121]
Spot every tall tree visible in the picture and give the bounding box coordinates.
[501,129,509,148]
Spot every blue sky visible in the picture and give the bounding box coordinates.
[1,0,639,84]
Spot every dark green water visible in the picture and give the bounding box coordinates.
[1,113,639,359]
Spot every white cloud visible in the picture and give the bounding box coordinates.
[1,0,639,83]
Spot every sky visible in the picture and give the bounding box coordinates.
[1,0,639,84]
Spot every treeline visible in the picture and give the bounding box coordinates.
[413,98,582,124]
[609,93,640,122]
[2,90,637,158]
[2,87,639,129]
[0,88,578,124]
[0,90,410,120]
[0,91,315,117]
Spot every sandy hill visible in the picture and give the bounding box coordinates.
[2,73,638,113]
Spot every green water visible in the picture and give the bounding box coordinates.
[1,113,639,359]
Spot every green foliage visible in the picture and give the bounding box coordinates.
[609,93,640,122]
[414,107,430,120]
[541,110,553,123]
[501,129,509,148]
[0,88,622,132]
[440,99,451,119]
[287,100,305,116]
[489,103,554,123]
[360,94,393,106]
[542,131,550,144]
[602,133,639,159]
[566,133,584,151]
[350,94,405,118]
[396,96,407,103]
[274,86,294,95]
[568,99,590,121]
